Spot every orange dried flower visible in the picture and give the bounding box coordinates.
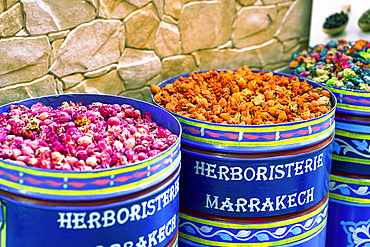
[151,66,333,125]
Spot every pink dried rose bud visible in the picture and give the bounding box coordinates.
[38,112,49,120]
[21,145,34,157]
[123,137,136,149]
[107,116,120,126]
[77,136,93,147]
[86,156,99,168]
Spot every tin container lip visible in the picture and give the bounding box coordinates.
[153,69,337,153]
[0,94,182,201]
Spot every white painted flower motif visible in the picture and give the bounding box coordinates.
[342,220,370,247]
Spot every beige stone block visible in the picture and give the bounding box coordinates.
[119,23,125,54]
[50,20,122,77]
[56,79,64,93]
[117,48,161,90]
[146,74,161,86]
[262,61,288,72]
[236,2,243,12]
[178,0,235,54]
[61,73,84,89]
[257,39,283,66]
[127,0,151,8]
[154,21,181,59]
[283,38,299,52]
[0,3,23,37]
[87,0,99,9]
[0,75,58,106]
[238,0,257,5]
[99,0,137,19]
[164,0,192,20]
[276,1,291,27]
[27,75,58,97]
[23,0,95,35]
[6,0,19,9]
[162,15,177,25]
[232,5,277,48]
[120,87,152,102]
[125,3,160,49]
[0,0,4,13]
[274,65,291,74]
[153,0,164,18]
[262,0,289,4]
[0,36,51,87]
[0,86,29,106]
[65,70,125,95]
[84,64,118,78]
[234,28,277,48]
[50,39,64,65]
[254,0,263,5]
[193,47,262,71]
[218,41,233,49]
[15,29,28,37]
[161,55,197,81]
[48,30,70,42]
[275,0,312,41]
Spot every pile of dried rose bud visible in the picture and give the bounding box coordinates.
[151,65,333,125]
[0,101,178,171]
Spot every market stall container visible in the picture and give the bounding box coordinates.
[0,94,182,247]
[290,40,370,246]
[153,69,336,246]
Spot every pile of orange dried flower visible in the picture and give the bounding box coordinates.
[151,66,333,125]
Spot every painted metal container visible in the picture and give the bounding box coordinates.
[0,94,182,247]
[327,172,370,247]
[291,69,370,246]
[154,70,336,245]
[290,69,370,175]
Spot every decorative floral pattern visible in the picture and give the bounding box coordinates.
[333,138,370,158]
[179,205,328,244]
[342,219,370,247]
[330,181,370,197]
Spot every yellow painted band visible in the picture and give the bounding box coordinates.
[177,111,334,133]
[179,198,328,229]
[0,155,180,196]
[182,124,334,147]
[336,103,370,112]
[329,87,370,97]
[1,204,5,247]
[0,143,179,179]
[334,129,370,140]
[179,232,271,247]
[170,235,178,247]
[329,193,370,204]
[332,154,370,165]
[179,218,326,247]
[330,174,370,186]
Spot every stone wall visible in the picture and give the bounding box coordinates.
[0,0,312,105]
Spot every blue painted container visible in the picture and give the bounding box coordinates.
[0,94,182,247]
[291,68,370,246]
[153,70,336,245]
[327,172,370,247]
[290,68,370,175]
